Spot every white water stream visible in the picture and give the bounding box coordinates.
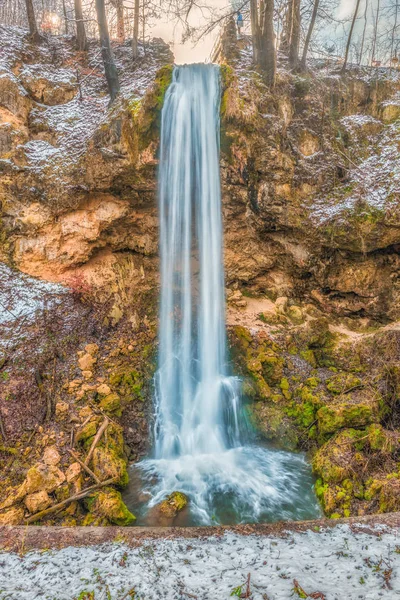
[130,64,321,525]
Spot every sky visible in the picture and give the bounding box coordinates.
[148,0,389,64]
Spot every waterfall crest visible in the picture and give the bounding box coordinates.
[132,64,321,526]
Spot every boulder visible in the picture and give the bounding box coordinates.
[42,445,61,466]
[24,490,52,514]
[19,65,77,106]
[86,488,135,525]
[25,463,65,494]
[157,491,188,519]
[92,447,128,487]
[0,507,24,525]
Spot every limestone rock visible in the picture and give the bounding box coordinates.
[92,447,128,487]
[97,383,111,396]
[99,393,121,415]
[66,462,82,483]
[42,446,61,466]
[0,506,24,525]
[78,353,96,371]
[19,65,77,106]
[157,491,189,520]
[86,488,135,526]
[24,490,52,514]
[85,343,99,356]
[25,463,66,494]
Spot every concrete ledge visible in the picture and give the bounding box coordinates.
[0,512,399,552]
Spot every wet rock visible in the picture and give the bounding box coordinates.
[157,491,189,519]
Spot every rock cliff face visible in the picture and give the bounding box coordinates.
[219,36,400,520]
[1,25,400,525]
[220,47,400,323]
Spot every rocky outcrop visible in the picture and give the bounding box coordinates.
[220,47,400,323]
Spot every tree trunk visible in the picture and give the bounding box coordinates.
[132,0,139,58]
[341,0,362,73]
[280,0,293,53]
[62,0,69,34]
[359,0,368,65]
[301,0,320,68]
[95,0,120,103]
[250,0,260,63]
[116,0,125,42]
[370,0,380,66]
[258,0,276,87]
[288,0,301,68]
[24,0,41,41]
[74,0,88,50]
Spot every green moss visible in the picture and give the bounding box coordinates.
[99,392,121,415]
[300,349,317,367]
[87,488,136,526]
[247,402,299,450]
[158,491,189,518]
[75,421,98,444]
[317,404,374,436]
[326,373,361,395]
[92,447,129,488]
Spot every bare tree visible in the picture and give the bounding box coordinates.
[24,0,41,41]
[301,0,320,68]
[280,0,293,53]
[341,0,362,73]
[359,0,368,64]
[74,0,88,50]
[250,0,276,86]
[95,0,120,102]
[132,0,140,58]
[110,0,125,42]
[370,0,381,65]
[288,0,300,68]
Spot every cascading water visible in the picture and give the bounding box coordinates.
[127,64,321,525]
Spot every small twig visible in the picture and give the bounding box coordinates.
[68,449,101,484]
[85,417,109,465]
[25,477,117,523]
[0,411,6,442]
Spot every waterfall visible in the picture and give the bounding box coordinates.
[132,64,321,526]
[155,64,240,460]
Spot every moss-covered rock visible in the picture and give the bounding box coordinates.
[317,404,374,435]
[313,429,367,484]
[247,402,298,450]
[92,447,128,488]
[326,373,361,394]
[158,491,188,519]
[99,392,121,415]
[86,488,136,526]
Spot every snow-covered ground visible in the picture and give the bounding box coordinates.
[0,524,399,599]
